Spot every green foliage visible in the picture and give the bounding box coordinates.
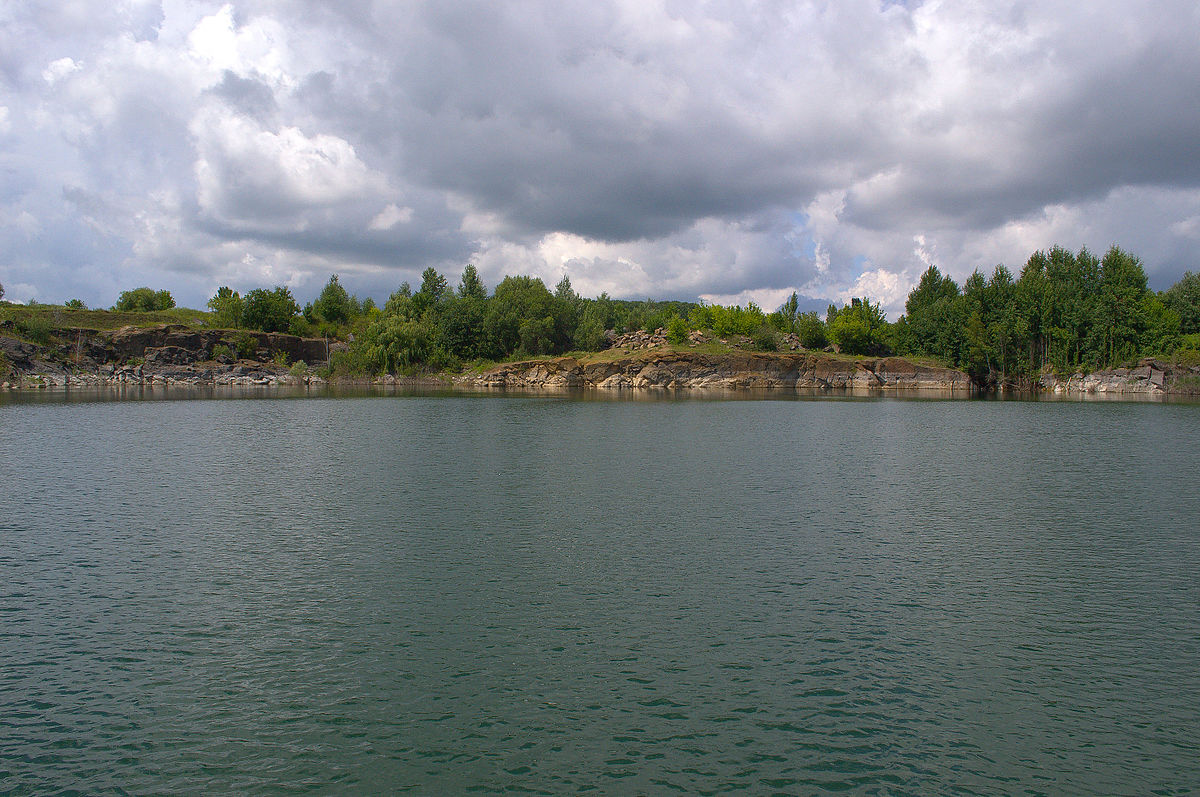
[115,287,175,312]
[1163,271,1200,334]
[751,324,779,351]
[211,344,234,362]
[666,314,689,345]
[458,264,487,300]
[289,360,307,377]
[689,302,767,337]
[0,282,4,301]
[554,275,578,304]
[412,267,450,315]
[484,275,563,357]
[232,333,258,359]
[272,349,290,366]
[904,266,963,362]
[311,274,354,325]
[207,286,244,328]
[436,296,486,360]
[242,286,299,333]
[768,292,802,333]
[288,316,313,338]
[795,311,828,349]
[898,244,1169,382]
[353,314,437,374]
[572,305,608,352]
[826,298,887,355]
[16,315,53,344]
[64,298,86,310]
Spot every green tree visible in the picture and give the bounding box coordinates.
[483,275,561,357]
[666,314,689,344]
[1097,245,1149,365]
[769,292,801,333]
[904,266,962,361]
[115,287,175,312]
[64,298,86,310]
[573,299,610,351]
[207,286,244,328]
[242,286,300,333]
[312,274,354,325]
[435,296,486,360]
[413,267,449,314]
[458,264,487,300]
[1163,271,1200,333]
[826,298,887,355]
[795,311,828,349]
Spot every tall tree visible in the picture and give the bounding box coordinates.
[313,274,354,324]
[1163,271,1200,334]
[457,264,487,300]
[207,286,244,328]
[242,286,300,333]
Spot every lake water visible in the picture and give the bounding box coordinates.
[1,388,1198,794]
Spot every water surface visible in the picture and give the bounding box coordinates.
[2,391,1198,794]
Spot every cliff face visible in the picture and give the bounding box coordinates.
[0,324,331,387]
[459,351,974,392]
[1037,359,1200,396]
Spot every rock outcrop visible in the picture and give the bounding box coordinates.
[459,351,974,392]
[0,324,330,388]
[1037,358,1200,396]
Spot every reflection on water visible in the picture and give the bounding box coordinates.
[3,382,1195,407]
[1,394,1198,793]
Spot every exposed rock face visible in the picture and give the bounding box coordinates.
[460,351,974,392]
[0,324,330,388]
[1038,358,1200,395]
[102,325,329,364]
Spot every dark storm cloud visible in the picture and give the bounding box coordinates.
[2,0,1199,311]
[206,70,278,121]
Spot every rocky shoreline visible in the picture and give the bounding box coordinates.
[457,351,974,392]
[1036,359,1200,396]
[0,324,331,389]
[3,323,1198,397]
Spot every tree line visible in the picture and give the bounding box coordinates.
[53,242,1200,382]
[891,246,1198,386]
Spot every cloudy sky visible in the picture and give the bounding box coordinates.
[3,0,1199,317]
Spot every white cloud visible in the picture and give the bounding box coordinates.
[191,108,388,225]
[42,57,82,84]
[837,268,915,320]
[368,204,413,231]
[3,0,1200,310]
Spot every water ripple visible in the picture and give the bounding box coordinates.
[1,396,1198,794]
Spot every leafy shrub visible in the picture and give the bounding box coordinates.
[311,274,355,324]
[211,344,234,361]
[115,287,175,312]
[207,287,243,328]
[666,314,689,345]
[288,316,313,338]
[289,360,307,377]
[272,349,290,366]
[826,298,887,355]
[751,324,778,351]
[64,299,86,310]
[796,311,828,349]
[16,316,52,344]
[233,333,258,359]
[242,286,299,333]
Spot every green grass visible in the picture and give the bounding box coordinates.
[0,301,211,333]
